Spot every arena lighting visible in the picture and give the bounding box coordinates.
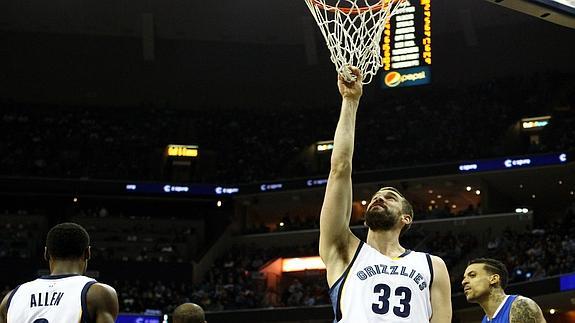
[316,140,334,152]
[549,309,557,315]
[521,116,551,130]
[466,186,472,191]
[166,144,199,158]
[282,256,326,272]
[361,200,367,205]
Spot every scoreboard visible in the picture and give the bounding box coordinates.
[381,0,432,89]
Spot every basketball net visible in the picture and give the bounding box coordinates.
[304,0,408,84]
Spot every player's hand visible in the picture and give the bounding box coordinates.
[338,66,363,101]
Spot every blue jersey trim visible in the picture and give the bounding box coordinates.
[329,241,364,322]
[39,274,81,280]
[399,249,412,258]
[425,253,434,290]
[80,281,97,323]
[5,284,22,313]
[482,295,518,323]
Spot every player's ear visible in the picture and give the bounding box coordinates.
[489,273,501,287]
[85,246,91,261]
[402,213,412,225]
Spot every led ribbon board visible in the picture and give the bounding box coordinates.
[382,0,432,89]
[458,152,569,173]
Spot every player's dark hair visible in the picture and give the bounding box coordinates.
[173,303,206,323]
[46,223,90,259]
[468,258,509,289]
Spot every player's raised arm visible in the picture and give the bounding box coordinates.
[319,67,363,287]
[430,256,453,323]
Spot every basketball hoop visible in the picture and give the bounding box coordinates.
[305,0,408,84]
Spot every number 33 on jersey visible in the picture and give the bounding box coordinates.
[329,242,434,322]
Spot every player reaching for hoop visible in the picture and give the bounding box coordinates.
[319,67,452,322]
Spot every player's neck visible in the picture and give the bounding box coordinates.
[50,259,86,276]
[480,290,507,319]
[366,229,405,257]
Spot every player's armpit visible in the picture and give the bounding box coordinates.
[87,283,119,323]
[429,256,452,323]
[510,296,547,323]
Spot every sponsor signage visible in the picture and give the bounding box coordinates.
[382,66,431,88]
[458,152,569,173]
[381,0,432,89]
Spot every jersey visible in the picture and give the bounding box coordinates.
[482,295,518,323]
[6,274,97,323]
[329,241,434,322]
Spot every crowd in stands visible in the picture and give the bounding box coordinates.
[103,226,475,313]
[2,205,575,314]
[0,211,44,261]
[0,73,572,184]
[246,203,482,235]
[486,204,575,284]
[75,208,200,263]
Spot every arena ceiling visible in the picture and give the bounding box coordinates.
[0,0,546,45]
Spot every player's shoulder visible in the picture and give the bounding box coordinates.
[428,254,447,266]
[509,295,545,323]
[510,295,540,310]
[87,282,118,301]
[416,252,447,268]
[0,286,17,321]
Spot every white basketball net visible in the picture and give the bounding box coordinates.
[304,0,408,84]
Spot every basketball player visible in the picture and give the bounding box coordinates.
[173,303,207,323]
[462,258,546,323]
[320,66,452,322]
[0,222,119,323]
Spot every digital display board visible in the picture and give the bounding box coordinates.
[458,152,569,173]
[116,314,161,323]
[166,145,199,158]
[560,273,575,291]
[382,0,431,89]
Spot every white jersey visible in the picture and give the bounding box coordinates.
[329,242,434,322]
[6,274,97,323]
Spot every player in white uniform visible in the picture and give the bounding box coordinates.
[320,67,452,322]
[0,223,118,323]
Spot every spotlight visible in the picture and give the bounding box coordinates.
[361,200,367,206]
[466,186,472,191]
[217,200,222,207]
[475,190,481,195]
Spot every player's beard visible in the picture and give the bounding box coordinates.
[365,207,399,231]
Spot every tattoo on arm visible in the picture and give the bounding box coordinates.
[510,298,544,323]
